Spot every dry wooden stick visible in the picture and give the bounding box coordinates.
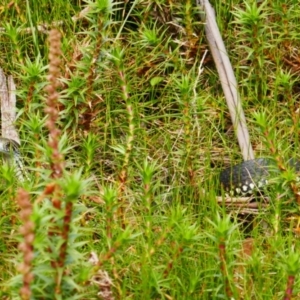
[0,68,20,143]
[197,0,254,161]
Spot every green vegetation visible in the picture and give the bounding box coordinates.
[1,0,300,298]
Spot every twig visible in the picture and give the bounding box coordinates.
[0,68,20,143]
[192,49,208,131]
[197,0,254,161]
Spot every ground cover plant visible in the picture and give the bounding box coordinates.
[1,0,300,299]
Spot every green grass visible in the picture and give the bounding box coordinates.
[1,0,300,299]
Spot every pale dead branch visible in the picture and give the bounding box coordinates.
[0,68,20,143]
[197,0,254,161]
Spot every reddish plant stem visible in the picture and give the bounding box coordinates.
[164,243,183,278]
[57,201,73,268]
[17,189,34,300]
[284,275,295,300]
[45,29,73,295]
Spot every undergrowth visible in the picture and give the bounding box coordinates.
[0,0,300,299]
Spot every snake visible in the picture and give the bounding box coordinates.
[219,158,300,196]
[0,137,28,182]
[0,137,297,195]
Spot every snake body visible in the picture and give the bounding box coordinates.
[0,137,298,194]
[0,138,28,182]
[220,158,300,195]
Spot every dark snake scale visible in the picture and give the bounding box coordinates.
[219,158,300,196]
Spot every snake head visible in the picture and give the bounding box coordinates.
[0,137,27,182]
[0,138,20,156]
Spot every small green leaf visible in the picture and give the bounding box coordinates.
[150,77,164,87]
